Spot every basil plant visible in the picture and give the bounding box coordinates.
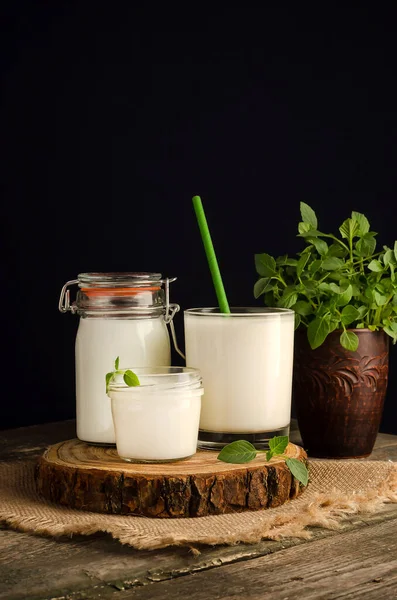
[254,203,397,351]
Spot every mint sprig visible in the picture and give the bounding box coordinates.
[254,203,397,350]
[217,436,309,486]
[105,357,140,393]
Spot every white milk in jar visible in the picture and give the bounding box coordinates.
[184,307,295,449]
[59,273,181,444]
[108,367,203,462]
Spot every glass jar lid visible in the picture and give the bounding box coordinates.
[59,272,178,318]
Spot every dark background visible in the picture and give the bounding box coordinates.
[1,4,396,431]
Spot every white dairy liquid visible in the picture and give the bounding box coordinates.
[184,312,294,433]
[75,318,170,444]
[109,389,202,461]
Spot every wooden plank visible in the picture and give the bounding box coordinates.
[2,503,397,600]
[105,518,397,600]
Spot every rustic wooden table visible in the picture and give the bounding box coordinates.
[1,420,397,600]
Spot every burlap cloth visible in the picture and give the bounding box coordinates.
[1,458,397,551]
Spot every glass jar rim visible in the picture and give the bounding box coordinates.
[184,307,294,317]
[108,366,202,392]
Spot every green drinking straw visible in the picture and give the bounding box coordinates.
[192,195,231,313]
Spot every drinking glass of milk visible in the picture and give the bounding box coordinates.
[184,307,295,449]
[59,272,184,445]
[107,367,203,462]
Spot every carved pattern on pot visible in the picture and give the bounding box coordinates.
[294,350,389,397]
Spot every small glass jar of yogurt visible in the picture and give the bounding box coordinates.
[107,367,203,463]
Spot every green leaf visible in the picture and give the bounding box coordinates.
[115,356,120,370]
[298,221,311,235]
[336,284,353,307]
[328,318,340,333]
[340,330,359,351]
[294,313,301,330]
[384,325,397,343]
[217,441,257,464]
[123,370,140,387]
[339,218,359,240]
[307,316,330,349]
[307,237,328,256]
[327,243,346,257]
[355,234,376,258]
[254,278,274,299]
[394,241,397,262]
[285,458,309,486]
[268,435,289,457]
[105,372,113,394]
[351,211,370,235]
[328,283,340,293]
[374,291,388,306]
[300,202,318,229]
[297,253,310,277]
[383,249,396,266]
[341,305,360,325]
[309,259,322,274]
[321,257,344,271]
[368,260,383,272]
[357,305,368,319]
[255,253,277,277]
[293,300,313,316]
[277,288,298,309]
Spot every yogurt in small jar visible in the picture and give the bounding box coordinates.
[107,367,203,463]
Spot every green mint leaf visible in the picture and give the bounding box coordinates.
[300,202,318,229]
[307,316,330,349]
[339,218,359,240]
[217,441,257,464]
[340,330,359,351]
[351,211,370,235]
[297,252,310,277]
[321,257,344,271]
[394,241,397,263]
[269,435,289,456]
[277,287,298,309]
[307,237,328,256]
[292,300,312,316]
[383,249,396,266]
[266,449,273,461]
[123,370,140,387]
[356,234,376,258]
[298,221,311,235]
[368,260,383,272]
[285,458,309,486]
[255,253,277,277]
[294,313,301,330]
[105,372,113,394]
[115,356,120,370]
[384,325,397,343]
[309,259,322,274]
[254,278,274,299]
[336,284,353,307]
[374,291,388,306]
[341,305,360,325]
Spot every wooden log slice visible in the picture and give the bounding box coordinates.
[35,439,308,518]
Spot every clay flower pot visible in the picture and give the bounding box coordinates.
[293,328,389,458]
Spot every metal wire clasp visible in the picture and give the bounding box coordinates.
[163,278,185,360]
[58,280,79,313]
